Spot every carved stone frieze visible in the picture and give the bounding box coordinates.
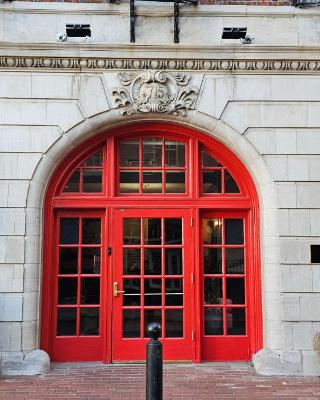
[111,70,198,116]
[1,56,320,73]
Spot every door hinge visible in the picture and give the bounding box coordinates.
[107,247,112,256]
[192,330,195,341]
[191,273,194,284]
[190,217,193,227]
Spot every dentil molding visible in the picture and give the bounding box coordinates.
[1,56,320,73]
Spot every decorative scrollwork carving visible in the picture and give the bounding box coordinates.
[111,70,199,116]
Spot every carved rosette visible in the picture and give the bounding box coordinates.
[111,70,199,116]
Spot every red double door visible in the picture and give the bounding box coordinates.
[51,207,252,362]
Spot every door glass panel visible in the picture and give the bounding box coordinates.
[202,219,222,244]
[144,310,162,337]
[83,150,103,167]
[59,248,78,274]
[165,279,183,306]
[120,171,139,193]
[123,310,140,338]
[227,308,246,335]
[144,279,162,306]
[166,171,185,193]
[82,218,101,244]
[165,219,182,244]
[63,170,80,193]
[80,278,100,304]
[58,278,77,304]
[144,219,161,244]
[202,152,221,167]
[123,219,141,245]
[165,248,182,275]
[165,141,185,167]
[120,141,139,167]
[123,249,141,275]
[123,279,141,306]
[165,310,183,337]
[83,169,102,193]
[226,278,245,304]
[81,248,101,274]
[144,249,162,275]
[143,171,162,193]
[225,171,240,193]
[60,218,79,244]
[225,219,243,245]
[143,138,162,167]
[204,278,222,305]
[204,308,223,335]
[203,171,221,193]
[226,248,244,274]
[57,308,77,336]
[204,248,222,274]
[80,308,99,336]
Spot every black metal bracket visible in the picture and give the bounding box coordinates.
[129,0,198,44]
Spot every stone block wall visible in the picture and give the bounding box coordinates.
[0,2,320,375]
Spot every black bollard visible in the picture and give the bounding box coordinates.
[146,322,163,400]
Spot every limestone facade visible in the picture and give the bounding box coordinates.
[1,1,320,376]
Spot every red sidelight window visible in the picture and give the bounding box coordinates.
[41,122,262,363]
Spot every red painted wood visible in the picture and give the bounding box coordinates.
[40,122,262,363]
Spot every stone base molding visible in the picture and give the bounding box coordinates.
[1,350,50,376]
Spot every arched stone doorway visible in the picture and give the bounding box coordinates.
[40,122,262,363]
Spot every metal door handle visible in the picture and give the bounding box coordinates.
[113,282,125,297]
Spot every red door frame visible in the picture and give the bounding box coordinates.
[41,122,262,363]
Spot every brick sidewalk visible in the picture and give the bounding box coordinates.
[0,363,319,399]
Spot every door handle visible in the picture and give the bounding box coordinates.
[113,282,125,297]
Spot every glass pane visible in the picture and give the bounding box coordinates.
[144,279,162,306]
[143,172,162,193]
[226,278,245,304]
[165,141,185,167]
[202,219,222,244]
[227,308,246,335]
[58,278,77,305]
[144,310,162,337]
[144,218,161,245]
[83,150,103,167]
[144,249,162,275]
[120,141,139,167]
[81,278,100,304]
[165,172,185,193]
[59,248,78,274]
[165,310,183,338]
[60,218,79,244]
[123,310,140,338]
[204,278,222,305]
[225,171,240,193]
[226,248,244,274]
[204,308,223,335]
[63,170,80,193]
[143,138,162,167]
[165,248,182,275]
[81,248,100,274]
[83,169,102,193]
[123,279,140,307]
[165,219,182,244]
[82,218,101,244]
[203,171,221,193]
[225,219,244,245]
[204,248,222,274]
[165,278,183,306]
[123,218,141,245]
[202,151,221,167]
[120,171,139,193]
[123,248,141,275]
[57,308,77,336]
[80,308,99,336]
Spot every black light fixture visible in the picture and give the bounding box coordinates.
[66,24,91,38]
